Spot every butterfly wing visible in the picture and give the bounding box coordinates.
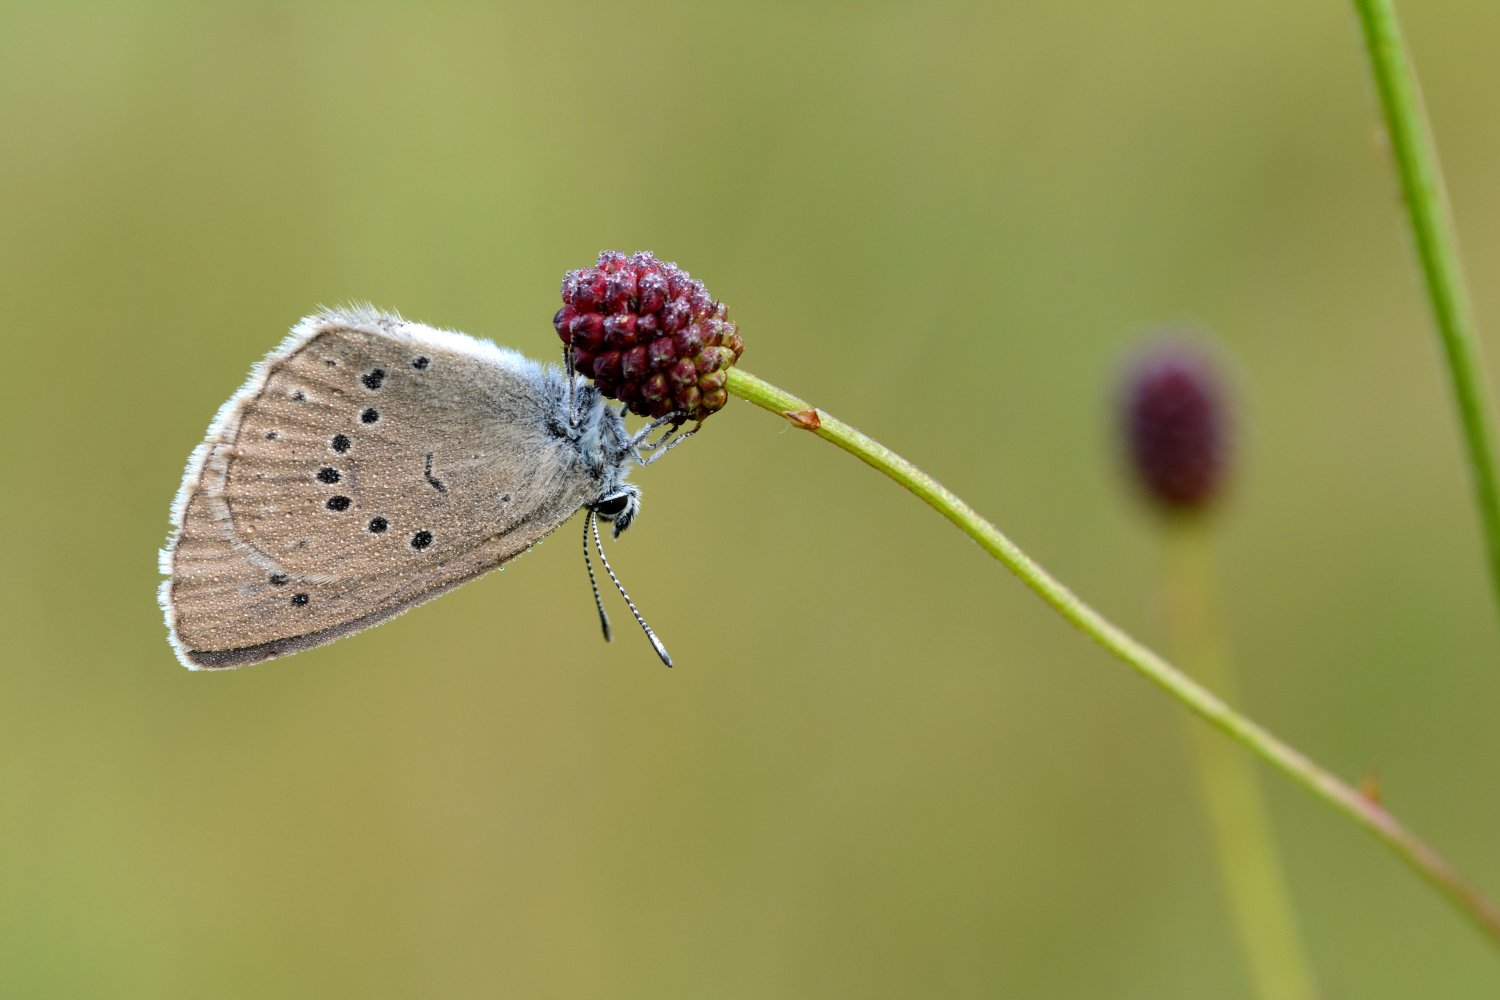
[160,308,599,669]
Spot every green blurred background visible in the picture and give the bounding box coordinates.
[4,3,1500,996]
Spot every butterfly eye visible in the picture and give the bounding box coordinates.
[590,494,631,518]
[588,486,640,537]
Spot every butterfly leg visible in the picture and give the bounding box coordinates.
[563,346,579,427]
[639,421,701,465]
[627,413,681,452]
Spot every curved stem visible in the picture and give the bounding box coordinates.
[726,366,1500,950]
[1352,0,1500,621]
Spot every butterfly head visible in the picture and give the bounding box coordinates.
[587,483,640,538]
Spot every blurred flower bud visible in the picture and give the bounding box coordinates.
[1120,339,1230,513]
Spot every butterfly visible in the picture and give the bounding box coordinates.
[159,306,684,670]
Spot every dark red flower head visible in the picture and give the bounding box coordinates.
[554,250,743,423]
[1120,340,1230,513]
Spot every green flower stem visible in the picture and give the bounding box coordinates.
[1352,0,1500,618]
[725,365,1500,949]
[1164,521,1318,1000]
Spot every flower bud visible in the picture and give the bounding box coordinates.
[557,250,744,422]
[1121,339,1229,513]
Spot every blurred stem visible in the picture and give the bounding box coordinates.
[725,366,1500,950]
[1352,0,1500,620]
[1163,520,1318,1000]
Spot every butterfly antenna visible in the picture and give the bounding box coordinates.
[583,512,611,642]
[591,511,673,667]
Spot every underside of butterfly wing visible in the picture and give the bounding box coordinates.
[160,308,603,669]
